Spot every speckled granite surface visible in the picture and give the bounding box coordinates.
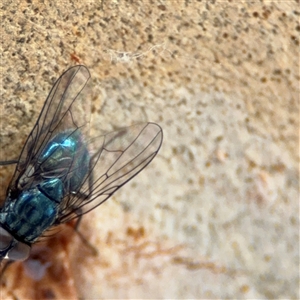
[0,1,298,299]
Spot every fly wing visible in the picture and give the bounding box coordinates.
[57,122,163,223]
[9,65,91,193]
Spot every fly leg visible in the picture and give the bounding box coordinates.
[0,160,18,166]
[71,166,98,256]
[71,214,98,256]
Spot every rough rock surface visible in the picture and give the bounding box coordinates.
[0,1,298,299]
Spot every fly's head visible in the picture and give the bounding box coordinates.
[0,226,31,262]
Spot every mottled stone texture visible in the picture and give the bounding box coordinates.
[0,1,298,299]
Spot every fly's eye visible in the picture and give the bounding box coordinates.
[7,241,31,261]
[0,227,30,261]
[0,227,13,249]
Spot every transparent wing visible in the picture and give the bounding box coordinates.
[8,65,90,193]
[4,65,163,225]
[57,122,163,223]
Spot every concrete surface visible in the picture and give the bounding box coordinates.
[0,0,298,299]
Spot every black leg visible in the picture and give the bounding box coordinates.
[0,160,18,166]
[73,214,98,256]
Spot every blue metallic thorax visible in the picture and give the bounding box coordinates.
[0,130,90,243]
[39,131,90,192]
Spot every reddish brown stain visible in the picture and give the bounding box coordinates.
[70,53,81,63]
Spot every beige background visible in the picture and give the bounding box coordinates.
[0,0,298,299]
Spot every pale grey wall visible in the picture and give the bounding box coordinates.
[0,1,298,298]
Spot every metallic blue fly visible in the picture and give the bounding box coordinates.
[0,65,163,263]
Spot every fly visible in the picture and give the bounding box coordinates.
[0,65,163,263]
